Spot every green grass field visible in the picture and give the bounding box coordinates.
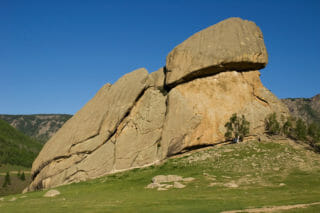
[1,140,320,213]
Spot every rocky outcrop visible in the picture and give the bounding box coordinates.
[161,71,288,156]
[26,17,288,192]
[166,17,268,87]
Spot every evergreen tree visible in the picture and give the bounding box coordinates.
[2,172,11,187]
[20,171,26,181]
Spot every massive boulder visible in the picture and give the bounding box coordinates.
[26,17,288,191]
[160,71,288,156]
[166,17,268,87]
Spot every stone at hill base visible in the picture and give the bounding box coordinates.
[146,175,193,190]
[183,177,196,182]
[9,197,17,202]
[152,175,183,183]
[173,182,186,189]
[43,189,60,197]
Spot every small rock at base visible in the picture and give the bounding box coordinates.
[145,183,160,189]
[224,182,239,188]
[9,197,17,202]
[209,182,218,187]
[0,197,4,201]
[152,175,183,183]
[173,182,186,189]
[279,183,286,187]
[157,187,168,191]
[164,184,173,189]
[43,189,60,197]
[22,188,28,194]
[183,177,195,182]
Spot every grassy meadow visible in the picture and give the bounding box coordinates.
[1,140,320,212]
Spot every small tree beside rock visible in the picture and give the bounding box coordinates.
[2,172,11,188]
[265,113,281,135]
[225,113,250,142]
[20,172,26,181]
[295,118,308,140]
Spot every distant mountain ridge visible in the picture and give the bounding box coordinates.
[0,119,42,167]
[0,114,72,144]
[282,94,320,125]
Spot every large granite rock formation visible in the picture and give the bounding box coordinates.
[26,17,288,191]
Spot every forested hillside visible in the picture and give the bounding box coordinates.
[0,114,72,144]
[0,119,42,167]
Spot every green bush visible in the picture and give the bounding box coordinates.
[224,113,250,142]
[265,113,281,135]
[308,122,320,142]
[282,116,295,137]
[295,118,307,140]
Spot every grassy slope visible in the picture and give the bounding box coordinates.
[1,140,320,212]
[0,172,31,197]
[0,119,42,167]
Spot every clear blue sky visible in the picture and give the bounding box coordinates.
[1,0,319,114]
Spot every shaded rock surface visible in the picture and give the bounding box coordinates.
[27,17,289,192]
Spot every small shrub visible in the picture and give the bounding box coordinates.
[295,118,307,140]
[225,113,250,142]
[265,113,281,135]
[308,123,320,142]
[282,116,295,136]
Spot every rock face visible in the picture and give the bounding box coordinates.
[26,17,288,192]
[160,70,288,156]
[166,17,268,87]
